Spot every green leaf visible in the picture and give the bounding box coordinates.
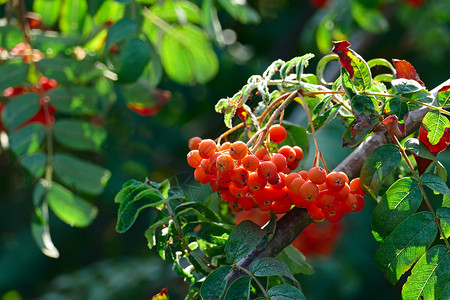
[402,245,450,300]
[9,124,45,157]
[31,180,60,258]
[435,160,447,183]
[372,177,422,243]
[144,213,170,249]
[351,94,379,115]
[160,25,218,85]
[33,0,62,27]
[440,281,450,300]
[37,57,99,85]
[183,221,231,245]
[151,0,201,24]
[21,152,46,178]
[404,90,434,110]
[250,257,298,283]
[436,207,450,238]
[217,0,260,24]
[342,115,379,148]
[279,54,314,82]
[310,104,341,132]
[341,67,357,99]
[53,119,106,151]
[48,86,98,116]
[422,110,450,145]
[116,187,164,233]
[1,93,40,131]
[53,153,111,195]
[175,202,220,223]
[0,61,29,92]
[267,284,306,300]
[92,0,124,25]
[420,173,450,195]
[277,244,314,275]
[360,144,402,199]
[225,220,269,263]
[374,212,437,284]
[200,265,232,300]
[437,85,450,108]
[59,0,88,35]
[383,96,409,121]
[350,1,388,33]
[404,138,436,161]
[117,38,151,83]
[392,79,423,94]
[105,18,137,51]
[224,276,251,300]
[47,182,98,227]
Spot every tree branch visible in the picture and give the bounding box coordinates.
[227,78,450,284]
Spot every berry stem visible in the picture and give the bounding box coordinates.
[389,132,450,251]
[296,92,328,172]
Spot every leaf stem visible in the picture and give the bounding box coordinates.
[233,264,268,298]
[389,133,450,250]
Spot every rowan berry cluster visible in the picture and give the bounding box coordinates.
[186,125,364,222]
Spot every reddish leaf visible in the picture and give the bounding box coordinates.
[382,115,405,137]
[331,41,354,78]
[21,104,57,128]
[152,288,169,300]
[392,59,425,87]
[418,124,450,154]
[414,155,434,175]
[0,102,5,131]
[127,88,171,116]
[351,114,373,137]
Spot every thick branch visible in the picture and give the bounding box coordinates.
[227,79,450,284]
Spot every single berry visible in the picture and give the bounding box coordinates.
[278,145,296,163]
[198,139,218,159]
[230,167,249,187]
[299,181,319,201]
[238,196,255,210]
[315,190,335,209]
[334,183,350,201]
[257,161,278,181]
[200,158,215,174]
[255,147,269,160]
[209,180,220,192]
[188,137,202,150]
[241,154,260,171]
[289,177,306,195]
[342,193,358,213]
[307,203,325,221]
[229,184,248,197]
[269,124,287,143]
[349,178,364,196]
[248,172,267,191]
[293,146,304,162]
[299,170,309,180]
[220,142,231,151]
[271,153,288,172]
[271,172,286,190]
[220,189,238,203]
[216,154,235,173]
[187,150,202,168]
[194,167,213,184]
[354,194,365,211]
[325,172,346,192]
[308,167,327,184]
[323,203,344,222]
[229,141,248,160]
[285,173,300,190]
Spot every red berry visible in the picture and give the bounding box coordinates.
[308,167,327,184]
[325,172,346,192]
[323,203,344,222]
[188,137,202,150]
[229,141,248,160]
[271,153,288,172]
[269,124,287,143]
[238,196,255,210]
[198,139,218,159]
[315,190,335,209]
[349,178,364,196]
[278,146,296,163]
[299,182,319,201]
[248,172,267,191]
[242,155,260,171]
[187,150,202,168]
[216,154,235,173]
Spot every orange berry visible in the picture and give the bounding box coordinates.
[339,171,349,184]
[325,172,346,192]
[354,194,365,211]
[349,178,364,196]
[289,177,306,195]
[220,142,231,151]
[269,124,287,143]
[229,184,248,197]
[230,167,249,187]
[307,203,325,221]
[187,150,202,168]
[287,160,299,171]
[255,147,269,160]
[209,180,220,192]
[315,190,335,209]
[248,172,267,191]
[198,139,218,159]
[342,193,358,213]
[271,153,287,172]
[200,158,215,174]
[293,146,304,162]
[323,203,344,222]
[299,181,319,201]
[194,167,213,184]
[270,196,291,214]
[220,189,238,203]
[299,170,309,180]
[308,167,327,184]
[229,141,248,160]
[334,183,350,202]
[216,154,235,173]
[285,173,300,189]
[278,145,296,163]
[228,201,242,212]
[271,172,286,190]
[188,136,202,150]
[242,155,260,171]
[258,161,278,181]
[238,196,255,210]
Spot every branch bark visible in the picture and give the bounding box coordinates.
[227,78,450,284]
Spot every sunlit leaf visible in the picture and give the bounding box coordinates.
[9,124,45,157]
[350,1,388,33]
[217,0,260,24]
[277,244,314,275]
[1,93,40,131]
[33,0,62,27]
[59,0,88,35]
[267,284,306,300]
[21,152,46,178]
[421,173,450,195]
[53,119,106,151]
[436,85,450,108]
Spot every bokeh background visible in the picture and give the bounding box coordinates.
[0,0,449,299]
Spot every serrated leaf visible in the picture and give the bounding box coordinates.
[437,85,450,108]
[1,93,40,131]
[224,276,251,300]
[0,61,29,92]
[53,119,106,151]
[360,144,402,199]
[9,124,45,157]
[160,24,218,85]
[436,207,450,239]
[47,182,98,227]
[421,173,450,195]
[374,212,437,284]
[183,221,231,245]
[404,138,436,161]
[117,38,151,83]
[402,245,450,300]
[383,96,409,121]
[372,177,422,243]
[225,220,269,263]
[351,94,378,115]
[200,265,233,300]
[277,244,314,275]
[250,257,298,284]
[116,187,164,233]
[422,110,450,146]
[33,0,62,27]
[53,153,111,195]
[21,151,46,178]
[392,79,423,94]
[267,284,306,300]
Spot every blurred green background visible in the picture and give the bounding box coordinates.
[0,0,449,299]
